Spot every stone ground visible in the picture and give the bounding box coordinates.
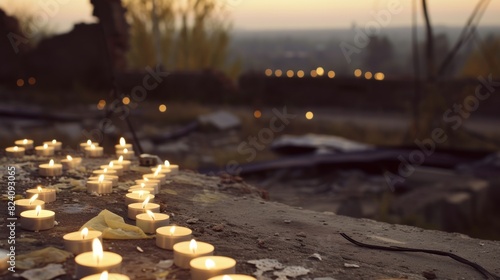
[1,155,500,280]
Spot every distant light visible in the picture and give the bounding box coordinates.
[28,77,36,85]
[364,71,373,80]
[97,99,106,110]
[274,69,282,77]
[374,72,385,81]
[254,110,262,119]
[297,70,305,78]
[159,104,167,112]
[305,111,314,120]
[16,79,24,87]
[264,69,273,77]
[316,67,324,76]
[310,70,317,78]
[122,97,131,105]
[286,70,294,78]
[354,69,362,78]
[327,71,335,78]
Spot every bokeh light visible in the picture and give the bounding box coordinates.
[28,77,36,85]
[327,70,335,78]
[310,70,317,78]
[286,70,294,78]
[374,72,385,80]
[16,79,24,87]
[354,69,362,77]
[254,110,262,119]
[305,111,314,120]
[297,70,305,78]
[316,67,324,76]
[122,97,131,105]
[97,100,106,110]
[274,69,282,77]
[159,104,167,112]
[364,71,373,79]
[264,69,273,77]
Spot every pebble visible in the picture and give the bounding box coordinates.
[284,219,292,224]
[296,232,306,237]
[212,224,224,232]
[186,218,199,224]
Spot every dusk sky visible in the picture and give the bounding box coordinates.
[1,0,499,33]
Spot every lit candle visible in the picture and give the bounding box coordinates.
[115,137,132,152]
[75,238,122,279]
[151,164,172,175]
[61,155,82,170]
[35,143,55,157]
[111,156,131,171]
[92,168,117,177]
[14,194,45,217]
[63,227,103,255]
[127,197,159,220]
[134,178,160,189]
[136,210,170,234]
[116,148,134,160]
[81,140,97,152]
[81,270,130,280]
[100,162,123,176]
[39,159,63,177]
[173,239,214,269]
[86,144,104,158]
[15,138,34,150]
[88,175,118,187]
[143,168,166,185]
[164,160,179,173]
[5,146,25,158]
[20,205,55,231]
[43,139,62,151]
[190,256,236,280]
[87,175,113,194]
[156,226,192,250]
[208,275,257,280]
[128,183,158,194]
[125,191,154,205]
[26,186,56,203]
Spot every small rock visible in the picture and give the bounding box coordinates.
[422,270,437,279]
[308,253,322,261]
[344,263,360,268]
[156,259,174,269]
[187,218,199,224]
[296,232,306,237]
[274,232,280,236]
[137,246,144,253]
[284,219,292,224]
[212,223,224,232]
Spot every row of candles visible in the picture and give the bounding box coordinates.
[7,138,254,280]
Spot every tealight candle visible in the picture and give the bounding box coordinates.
[39,159,63,177]
[128,185,157,195]
[15,138,34,150]
[136,210,170,234]
[75,238,122,279]
[111,156,131,171]
[87,175,113,194]
[190,256,236,280]
[127,197,159,220]
[26,186,56,203]
[156,226,192,250]
[44,139,62,151]
[86,144,104,158]
[143,169,166,184]
[35,143,55,157]
[125,191,154,205]
[81,271,130,280]
[92,168,117,177]
[5,146,25,158]
[115,137,133,152]
[80,140,97,152]
[208,275,257,280]
[173,239,214,269]
[116,148,133,160]
[63,227,103,255]
[164,160,179,173]
[100,162,123,176]
[14,194,45,217]
[61,155,82,170]
[20,205,55,231]
[89,175,118,187]
[151,164,172,175]
[135,178,160,189]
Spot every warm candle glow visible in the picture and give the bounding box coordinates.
[91,144,96,150]
[43,143,48,149]
[164,160,170,167]
[119,137,126,146]
[140,183,146,188]
[14,146,19,151]
[67,155,73,161]
[146,210,155,220]
[170,226,176,236]
[144,177,149,182]
[37,186,43,192]
[142,196,150,208]
[118,155,123,162]
[23,139,28,144]
[138,191,144,199]
[109,162,114,168]
[222,276,233,280]
[28,194,38,205]
[103,168,108,173]
[87,140,92,145]
[123,148,128,154]
[153,168,160,177]
[99,271,108,280]
[92,238,103,265]
[98,175,105,183]
[81,227,89,239]
[49,159,54,166]
[190,239,197,253]
[35,205,41,216]
[205,258,215,269]
[52,139,57,144]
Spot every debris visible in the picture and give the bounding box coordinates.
[20,263,66,280]
[80,209,149,239]
[186,218,199,224]
[273,266,310,280]
[296,232,306,237]
[284,219,291,224]
[308,253,322,261]
[344,263,360,268]
[422,270,437,279]
[156,260,174,270]
[212,223,224,232]
[248,259,284,278]
[137,246,144,253]
[17,247,73,270]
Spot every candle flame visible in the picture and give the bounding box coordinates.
[92,238,103,265]
[109,161,114,168]
[164,160,170,167]
[35,205,41,216]
[123,148,128,154]
[205,258,216,269]
[222,276,233,280]
[142,196,150,208]
[91,144,96,150]
[23,139,28,144]
[144,177,149,182]
[37,186,43,192]
[14,146,19,151]
[67,155,73,161]
[99,271,108,280]
[140,183,145,188]
[118,155,123,162]
[103,168,108,173]
[43,143,48,149]
[138,191,144,198]
[157,164,162,172]
[49,159,54,166]
[29,194,38,205]
[170,226,176,236]
[87,139,92,145]
[120,137,126,146]
[98,175,104,183]
[81,227,89,239]
[154,168,160,177]
[189,239,197,253]
[146,210,155,220]
[52,139,56,144]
